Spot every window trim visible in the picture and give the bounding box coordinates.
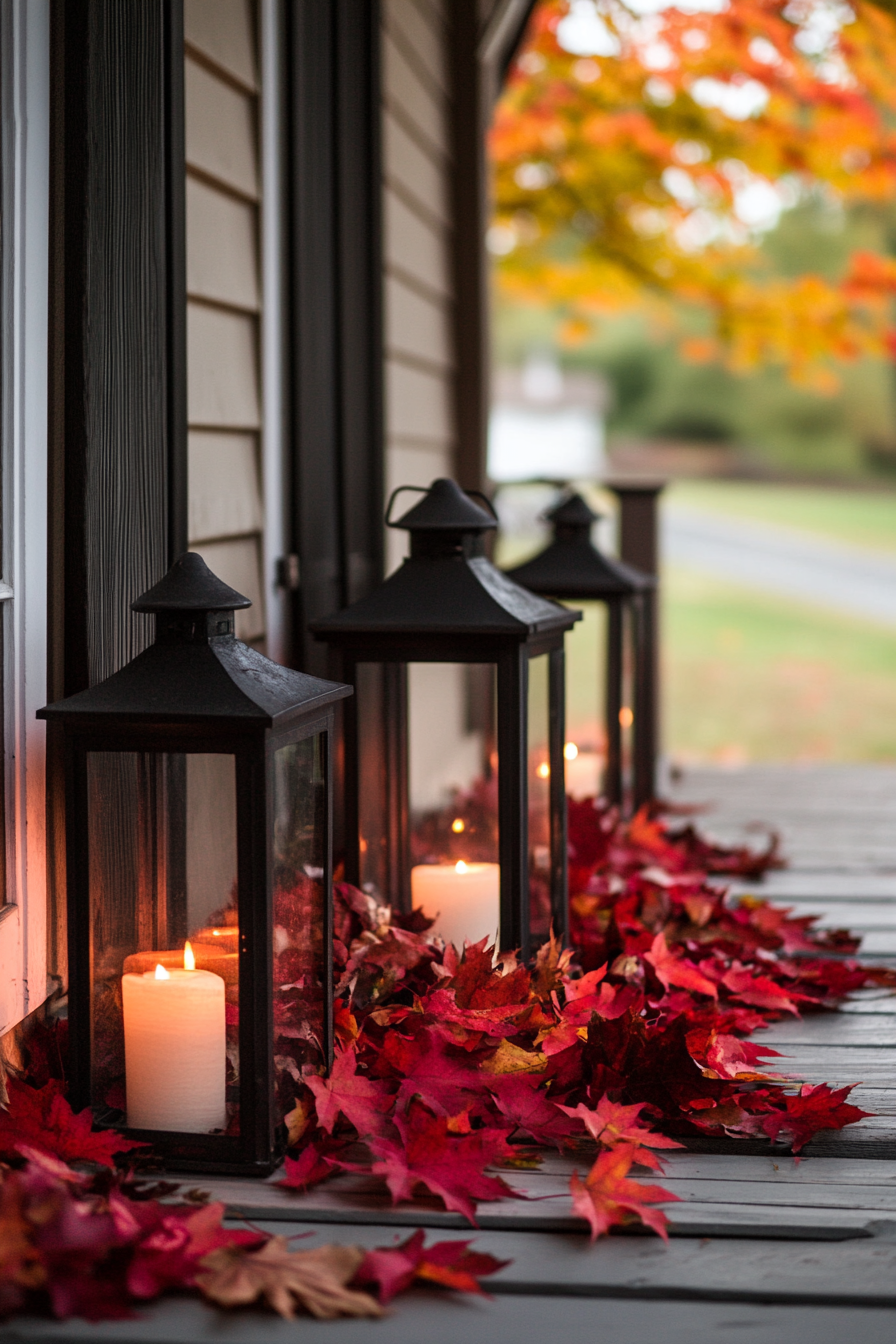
[260,0,288,666]
[0,0,50,1034]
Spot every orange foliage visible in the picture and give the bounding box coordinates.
[490,0,896,382]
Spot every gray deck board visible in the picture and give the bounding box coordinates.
[9,1287,896,1343]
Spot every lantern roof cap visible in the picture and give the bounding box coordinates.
[38,556,351,728]
[544,491,600,528]
[388,478,497,534]
[313,553,578,642]
[504,489,654,600]
[132,551,252,613]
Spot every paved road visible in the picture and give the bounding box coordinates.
[662,502,896,627]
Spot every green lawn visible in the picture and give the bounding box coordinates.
[663,565,896,763]
[669,480,896,555]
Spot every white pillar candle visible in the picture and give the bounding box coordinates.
[411,861,500,951]
[122,964,226,1133]
[564,747,602,800]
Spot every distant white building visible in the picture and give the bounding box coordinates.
[488,355,609,483]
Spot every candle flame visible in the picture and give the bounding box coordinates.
[536,761,550,779]
[619,706,634,728]
[564,742,578,761]
[154,963,170,980]
[451,818,465,833]
[455,860,468,874]
[183,940,195,970]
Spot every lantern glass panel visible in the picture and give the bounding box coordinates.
[563,599,606,800]
[87,750,238,1136]
[408,662,499,949]
[620,602,636,793]
[354,661,390,898]
[272,733,328,1119]
[408,663,496,860]
[527,653,552,942]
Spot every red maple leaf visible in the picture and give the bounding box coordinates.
[557,1096,684,1167]
[367,1102,519,1224]
[353,1228,509,1304]
[420,986,534,1039]
[0,1079,144,1169]
[446,941,532,1010]
[696,1033,786,1083]
[488,1074,579,1148]
[377,1026,486,1118]
[721,964,801,1015]
[305,1048,394,1140]
[760,1083,871,1154]
[644,932,718,998]
[569,1144,678,1242]
[126,1199,261,1300]
[277,1138,348,1192]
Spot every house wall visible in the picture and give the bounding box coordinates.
[183,0,266,644]
[381,0,455,573]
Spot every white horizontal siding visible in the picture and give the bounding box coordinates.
[184,0,258,90]
[185,1,267,646]
[187,304,261,429]
[188,431,264,543]
[383,108,449,225]
[415,0,447,26]
[384,187,450,296]
[382,29,448,158]
[385,273,452,369]
[386,358,451,442]
[384,0,448,95]
[185,56,259,199]
[381,0,454,573]
[186,177,260,311]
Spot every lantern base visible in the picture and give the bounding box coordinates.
[95,1117,284,1177]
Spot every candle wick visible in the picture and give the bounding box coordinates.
[154,963,170,980]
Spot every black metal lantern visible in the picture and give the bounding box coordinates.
[505,491,655,811]
[38,553,351,1175]
[313,479,579,959]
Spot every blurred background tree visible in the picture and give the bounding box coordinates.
[489,0,896,767]
[491,0,896,478]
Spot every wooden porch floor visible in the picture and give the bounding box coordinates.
[11,765,896,1343]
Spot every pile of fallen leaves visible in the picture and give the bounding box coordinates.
[287,799,886,1236]
[0,796,891,1323]
[0,1123,505,1320]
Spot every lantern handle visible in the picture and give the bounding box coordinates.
[384,484,499,528]
[384,485,428,528]
[465,490,499,521]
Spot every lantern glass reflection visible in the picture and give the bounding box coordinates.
[409,663,496,864]
[528,654,551,941]
[272,734,328,1122]
[561,600,605,799]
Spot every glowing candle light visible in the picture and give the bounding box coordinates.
[563,741,602,800]
[122,942,226,1133]
[191,926,239,953]
[411,859,500,950]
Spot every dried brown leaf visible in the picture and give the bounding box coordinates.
[196,1237,384,1320]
